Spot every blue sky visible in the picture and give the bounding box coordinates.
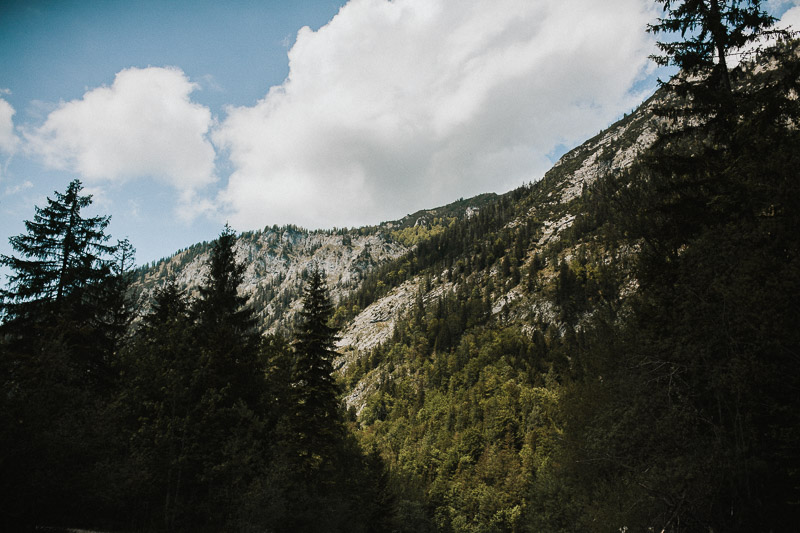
[1,0,798,271]
[1,0,344,266]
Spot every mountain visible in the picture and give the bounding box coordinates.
[134,81,658,340]
[121,41,800,531]
[127,50,666,529]
[133,193,497,334]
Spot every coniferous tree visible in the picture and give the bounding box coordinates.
[117,280,197,530]
[120,227,274,532]
[188,225,268,530]
[541,37,800,533]
[193,224,263,404]
[274,266,391,532]
[94,237,137,359]
[0,179,116,326]
[289,266,343,473]
[0,179,121,530]
[0,179,121,387]
[649,0,782,94]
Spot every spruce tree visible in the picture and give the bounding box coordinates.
[0,179,121,529]
[0,179,116,325]
[93,237,137,359]
[118,280,198,530]
[195,225,255,335]
[648,0,782,94]
[0,178,122,386]
[192,224,263,404]
[274,266,391,532]
[189,225,268,529]
[547,33,800,533]
[289,266,343,472]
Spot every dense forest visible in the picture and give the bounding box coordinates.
[2,2,800,532]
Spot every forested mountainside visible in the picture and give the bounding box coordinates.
[332,40,800,531]
[2,13,799,533]
[133,193,497,334]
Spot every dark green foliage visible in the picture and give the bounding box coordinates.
[252,266,393,533]
[533,43,800,532]
[193,225,264,407]
[288,267,342,469]
[117,280,197,529]
[0,180,124,530]
[117,227,275,532]
[1,179,116,316]
[649,0,781,94]
[0,179,122,386]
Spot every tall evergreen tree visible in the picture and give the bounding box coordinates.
[273,266,391,532]
[194,225,256,336]
[188,225,268,530]
[0,179,121,530]
[193,224,263,404]
[289,266,343,472]
[119,227,274,532]
[117,280,198,530]
[541,39,800,533]
[94,237,137,359]
[0,179,116,325]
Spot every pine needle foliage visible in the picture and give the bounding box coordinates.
[0,179,116,323]
[290,266,343,471]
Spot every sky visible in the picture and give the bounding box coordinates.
[2,0,799,269]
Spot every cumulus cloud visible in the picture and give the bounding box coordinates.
[25,66,216,193]
[214,0,658,230]
[0,98,20,155]
[779,3,800,29]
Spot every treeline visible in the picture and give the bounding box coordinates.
[0,193,388,532]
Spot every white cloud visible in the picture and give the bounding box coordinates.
[214,0,658,230]
[25,67,216,193]
[0,98,21,155]
[779,4,800,29]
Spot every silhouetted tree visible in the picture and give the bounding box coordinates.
[289,266,342,473]
[649,0,782,93]
[0,179,121,530]
[0,179,118,367]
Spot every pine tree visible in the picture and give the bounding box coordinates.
[194,225,256,337]
[192,224,263,404]
[289,266,343,472]
[0,180,121,529]
[550,36,800,533]
[0,179,116,325]
[0,178,122,387]
[119,280,196,530]
[188,225,269,529]
[94,237,137,358]
[271,266,393,532]
[648,0,782,94]
[120,227,274,531]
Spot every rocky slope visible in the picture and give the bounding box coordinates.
[333,91,664,412]
[134,66,665,411]
[135,46,797,415]
[133,194,497,333]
